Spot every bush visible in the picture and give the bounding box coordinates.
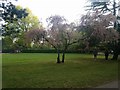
[2,49,15,53]
[21,49,57,53]
[2,48,87,53]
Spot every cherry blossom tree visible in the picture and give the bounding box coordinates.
[26,15,84,63]
[86,0,120,60]
[78,11,119,52]
[46,15,85,63]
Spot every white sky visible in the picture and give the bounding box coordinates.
[15,0,87,26]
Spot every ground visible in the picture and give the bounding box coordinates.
[96,80,118,88]
[2,53,119,88]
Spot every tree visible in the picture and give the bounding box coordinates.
[16,6,43,32]
[0,1,28,38]
[0,1,28,52]
[25,29,45,47]
[0,1,43,51]
[9,6,43,51]
[26,15,83,63]
[78,11,119,53]
[87,0,118,15]
[2,36,13,50]
[46,16,83,63]
[86,0,120,60]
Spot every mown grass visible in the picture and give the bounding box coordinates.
[2,53,118,88]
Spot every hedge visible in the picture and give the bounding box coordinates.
[2,49,86,53]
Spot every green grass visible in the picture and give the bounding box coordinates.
[2,53,118,88]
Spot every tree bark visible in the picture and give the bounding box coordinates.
[57,50,61,63]
[110,40,120,60]
[62,46,67,63]
[62,51,65,63]
[111,43,120,60]
[111,51,119,60]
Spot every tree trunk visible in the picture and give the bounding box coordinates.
[110,40,120,60]
[111,43,120,60]
[62,51,65,63]
[57,50,61,63]
[111,51,119,60]
[62,47,67,63]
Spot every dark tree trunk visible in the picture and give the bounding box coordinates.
[57,50,61,63]
[111,51,119,60]
[62,47,67,63]
[111,40,120,60]
[62,51,65,63]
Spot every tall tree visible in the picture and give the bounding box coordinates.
[1,1,43,51]
[0,0,28,38]
[46,16,83,63]
[86,0,120,60]
[16,6,43,32]
[0,0,29,52]
[26,15,84,63]
[78,11,119,52]
[9,6,43,50]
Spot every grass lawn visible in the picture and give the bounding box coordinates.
[2,53,118,88]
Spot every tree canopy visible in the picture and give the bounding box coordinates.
[0,1,28,37]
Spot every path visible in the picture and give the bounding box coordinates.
[96,81,119,88]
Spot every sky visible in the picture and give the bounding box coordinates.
[15,0,88,26]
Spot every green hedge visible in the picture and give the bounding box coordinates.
[2,49,86,53]
[21,49,85,53]
[2,49,15,53]
[22,49,57,53]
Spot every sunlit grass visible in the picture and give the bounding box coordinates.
[2,53,118,88]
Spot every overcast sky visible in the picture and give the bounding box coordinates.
[15,0,87,26]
